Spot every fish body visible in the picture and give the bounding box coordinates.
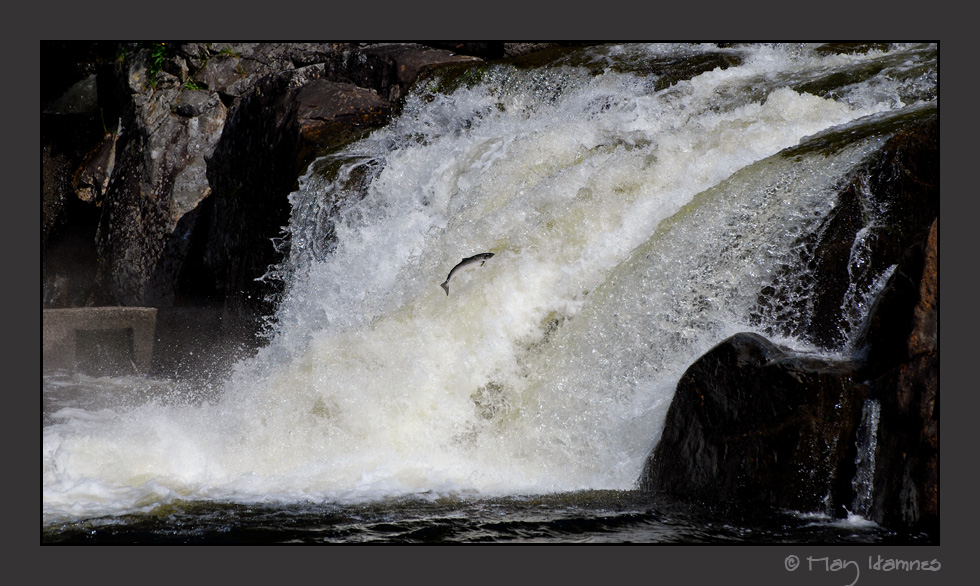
[440,252,494,295]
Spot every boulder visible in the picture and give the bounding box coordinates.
[292,79,392,170]
[360,44,482,101]
[639,332,869,518]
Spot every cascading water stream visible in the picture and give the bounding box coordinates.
[43,43,937,526]
[851,398,882,517]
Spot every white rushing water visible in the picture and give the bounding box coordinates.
[43,43,937,523]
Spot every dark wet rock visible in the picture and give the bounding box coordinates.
[859,226,930,377]
[640,332,869,517]
[41,43,117,305]
[908,221,938,357]
[42,190,102,308]
[423,42,508,60]
[358,44,482,102]
[44,74,100,115]
[814,43,894,56]
[861,219,938,533]
[187,43,300,100]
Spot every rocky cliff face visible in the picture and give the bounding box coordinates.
[41,42,516,337]
[640,120,938,537]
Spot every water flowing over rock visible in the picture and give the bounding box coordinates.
[43,44,939,542]
[191,66,392,337]
[753,118,938,350]
[641,116,939,536]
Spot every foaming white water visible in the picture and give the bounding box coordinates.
[43,43,936,523]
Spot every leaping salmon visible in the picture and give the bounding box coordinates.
[441,252,494,295]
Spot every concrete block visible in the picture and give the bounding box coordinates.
[43,307,158,374]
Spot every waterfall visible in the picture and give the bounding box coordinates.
[43,43,937,524]
[851,398,882,517]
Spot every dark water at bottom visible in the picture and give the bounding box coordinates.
[41,490,934,545]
